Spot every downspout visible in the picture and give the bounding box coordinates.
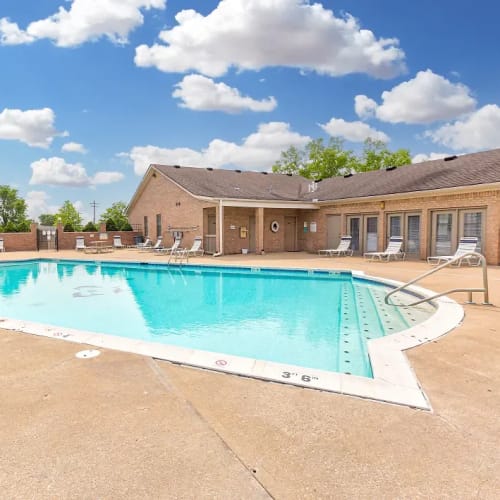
[213,198,224,257]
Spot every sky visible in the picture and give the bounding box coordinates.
[1,0,499,223]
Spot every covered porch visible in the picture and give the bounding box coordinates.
[203,200,319,255]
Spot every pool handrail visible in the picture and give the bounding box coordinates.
[385,251,491,307]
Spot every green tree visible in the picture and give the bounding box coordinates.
[56,201,83,231]
[272,137,411,179]
[272,138,356,179]
[355,139,411,173]
[39,213,56,226]
[82,221,98,232]
[0,185,30,232]
[99,202,131,231]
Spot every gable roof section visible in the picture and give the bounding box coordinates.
[145,148,500,205]
[153,164,311,201]
[309,148,500,201]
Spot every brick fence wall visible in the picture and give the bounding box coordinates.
[0,223,142,252]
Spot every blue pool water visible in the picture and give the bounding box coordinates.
[0,259,434,377]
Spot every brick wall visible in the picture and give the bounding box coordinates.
[128,172,215,249]
[0,223,38,251]
[56,229,142,250]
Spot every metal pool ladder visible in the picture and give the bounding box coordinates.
[385,251,491,307]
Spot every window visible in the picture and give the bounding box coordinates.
[156,214,162,239]
[143,216,149,237]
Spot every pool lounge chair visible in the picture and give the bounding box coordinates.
[364,236,405,262]
[155,237,181,255]
[139,236,163,252]
[172,236,204,261]
[318,236,353,257]
[133,237,151,249]
[75,236,86,251]
[0,238,4,252]
[113,235,125,249]
[427,236,480,266]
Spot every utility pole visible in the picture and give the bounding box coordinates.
[90,200,99,224]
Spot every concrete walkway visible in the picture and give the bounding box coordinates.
[0,251,499,499]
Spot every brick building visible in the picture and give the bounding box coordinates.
[127,148,500,264]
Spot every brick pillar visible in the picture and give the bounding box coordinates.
[216,202,224,254]
[421,208,430,260]
[256,207,265,254]
[99,222,107,233]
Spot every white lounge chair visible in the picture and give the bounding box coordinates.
[318,236,353,257]
[113,235,125,249]
[427,236,480,266]
[133,237,151,249]
[75,236,86,251]
[155,237,181,255]
[172,237,204,261]
[364,236,405,262]
[0,238,5,252]
[140,236,163,252]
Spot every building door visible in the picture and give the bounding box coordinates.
[347,216,361,253]
[406,214,420,256]
[326,215,341,249]
[248,216,256,252]
[347,215,378,254]
[205,214,217,254]
[432,211,456,256]
[284,216,297,251]
[459,209,484,252]
[364,216,378,253]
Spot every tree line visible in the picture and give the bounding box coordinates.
[272,138,411,179]
[0,186,132,233]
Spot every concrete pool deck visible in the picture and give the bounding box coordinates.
[0,250,499,498]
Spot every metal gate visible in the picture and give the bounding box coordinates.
[37,227,58,250]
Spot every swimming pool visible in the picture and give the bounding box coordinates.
[0,259,463,407]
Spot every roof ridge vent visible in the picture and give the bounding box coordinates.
[173,165,181,169]
[286,173,293,176]
[234,169,242,173]
[206,167,213,171]
[343,173,353,178]
[444,155,458,161]
[261,171,268,175]
[385,165,397,171]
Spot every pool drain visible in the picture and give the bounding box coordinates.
[75,349,101,359]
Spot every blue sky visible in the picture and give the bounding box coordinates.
[1,0,499,223]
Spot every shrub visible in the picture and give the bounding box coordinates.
[82,222,98,232]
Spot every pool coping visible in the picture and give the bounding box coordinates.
[0,258,464,410]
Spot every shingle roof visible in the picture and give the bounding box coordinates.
[153,164,309,201]
[152,148,500,203]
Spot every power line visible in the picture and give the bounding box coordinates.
[90,200,99,224]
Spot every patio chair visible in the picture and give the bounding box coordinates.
[113,235,125,249]
[171,237,204,262]
[133,237,151,249]
[427,236,480,266]
[318,236,353,257]
[75,236,86,251]
[140,236,163,252]
[154,236,181,255]
[0,238,4,252]
[364,236,405,262]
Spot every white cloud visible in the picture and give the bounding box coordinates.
[0,107,59,148]
[121,121,311,176]
[0,18,35,44]
[92,171,125,184]
[354,95,377,119]
[29,157,124,186]
[425,105,500,151]
[0,0,166,47]
[62,141,87,153]
[373,69,476,124]
[172,74,277,113]
[135,0,405,78]
[320,118,389,143]
[412,152,450,163]
[26,191,59,221]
